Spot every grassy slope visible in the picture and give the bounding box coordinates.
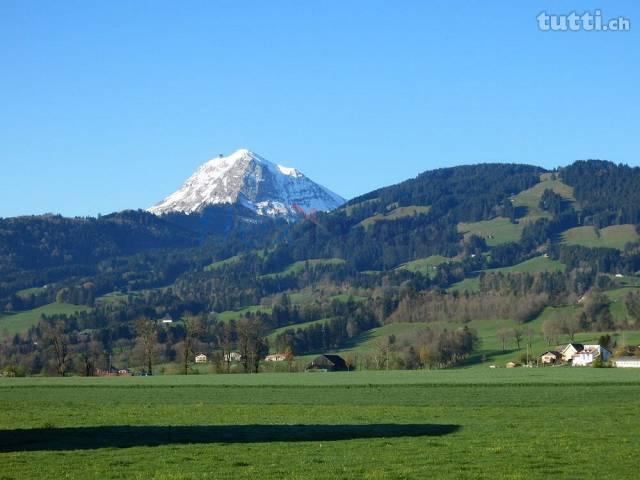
[217,306,273,323]
[204,255,242,271]
[448,256,566,293]
[358,205,431,228]
[485,255,566,274]
[456,175,578,246]
[15,286,47,298]
[457,217,523,246]
[266,318,332,349]
[396,255,450,276]
[512,174,577,223]
[562,224,640,250]
[0,303,91,335]
[260,258,346,279]
[1,371,640,479]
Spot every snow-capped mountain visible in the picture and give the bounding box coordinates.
[148,149,345,218]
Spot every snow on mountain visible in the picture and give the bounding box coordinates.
[148,149,345,218]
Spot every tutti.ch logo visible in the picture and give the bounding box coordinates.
[537,10,631,32]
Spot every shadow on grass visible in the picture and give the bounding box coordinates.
[0,424,460,452]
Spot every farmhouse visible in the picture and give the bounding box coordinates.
[224,352,242,362]
[539,351,561,365]
[195,353,208,364]
[306,354,348,372]
[572,345,611,367]
[615,357,640,368]
[265,353,287,362]
[560,343,584,362]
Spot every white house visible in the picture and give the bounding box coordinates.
[539,351,561,365]
[560,343,584,362]
[265,353,287,362]
[224,352,242,362]
[195,353,208,364]
[615,357,640,368]
[572,345,611,367]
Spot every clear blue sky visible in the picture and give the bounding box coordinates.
[1,0,638,217]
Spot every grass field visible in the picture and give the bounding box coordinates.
[358,205,431,229]
[266,318,332,348]
[396,255,450,276]
[562,224,640,250]
[217,305,273,323]
[1,370,639,479]
[204,255,242,271]
[485,255,566,274]
[260,259,346,279]
[0,303,91,335]
[15,286,48,298]
[457,217,523,246]
[447,256,566,294]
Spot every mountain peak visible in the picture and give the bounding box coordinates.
[148,149,345,218]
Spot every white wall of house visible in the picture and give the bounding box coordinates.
[616,358,640,368]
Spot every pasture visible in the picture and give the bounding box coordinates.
[0,303,90,336]
[457,217,523,246]
[1,369,639,479]
[562,225,640,250]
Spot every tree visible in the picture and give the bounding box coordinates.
[511,329,523,349]
[284,345,295,372]
[237,317,268,373]
[598,334,613,351]
[562,315,580,341]
[216,321,235,374]
[541,319,561,345]
[624,291,640,324]
[43,321,69,377]
[497,329,509,352]
[182,313,202,375]
[135,316,157,375]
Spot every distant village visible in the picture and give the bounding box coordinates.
[85,343,640,377]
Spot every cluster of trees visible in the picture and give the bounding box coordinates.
[561,160,640,227]
[272,303,378,355]
[387,290,549,324]
[357,327,479,370]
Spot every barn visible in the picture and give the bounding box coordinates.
[306,354,349,372]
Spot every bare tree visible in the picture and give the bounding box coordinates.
[562,315,580,341]
[43,321,69,377]
[512,329,523,349]
[284,345,295,372]
[237,317,267,373]
[497,329,509,352]
[135,316,157,375]
[182,314,202,375]
[217,321,234,373]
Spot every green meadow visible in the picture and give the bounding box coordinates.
[1,370,639,479]
[562,224,640,250]
[457,217,523,246]
[0,303,90,336]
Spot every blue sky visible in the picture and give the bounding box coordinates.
[1,0,638,217]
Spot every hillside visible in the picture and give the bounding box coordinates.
[3,160,640,375]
